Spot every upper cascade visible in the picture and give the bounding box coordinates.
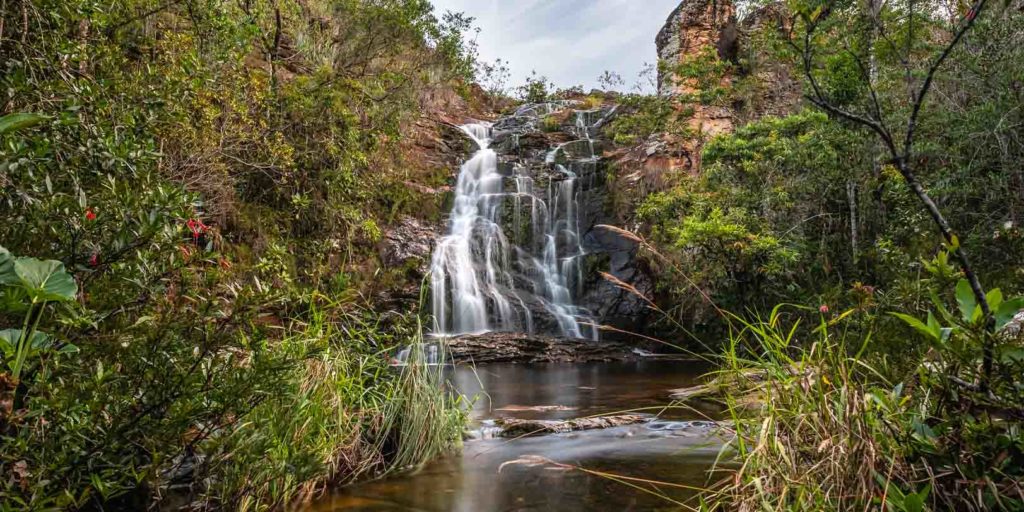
[429,102,618,340]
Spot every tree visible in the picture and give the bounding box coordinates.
[597,70,625,91]
[785,0,999,388]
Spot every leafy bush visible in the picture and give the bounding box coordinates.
[517,72,554,103]
[0,0,474,508]
[637,111,866,332]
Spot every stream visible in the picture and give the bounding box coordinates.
[308,361,723,511]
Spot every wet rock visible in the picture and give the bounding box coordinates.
[448,332,637,364]
[496,414,650,437]
[1003,311,1024,338]
[580,225,655,336]
[378,216,438,277]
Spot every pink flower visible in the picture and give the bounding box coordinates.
[85,208,97,221]
[89,253,99,267]
[819,305,830,314]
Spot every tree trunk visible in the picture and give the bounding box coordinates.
[896,158,994,387]
[847,180,859,264]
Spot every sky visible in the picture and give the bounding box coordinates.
[429,0,683,92]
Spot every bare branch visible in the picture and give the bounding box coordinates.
[904,0,989,156]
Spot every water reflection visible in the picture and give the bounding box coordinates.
[307,361,724,512]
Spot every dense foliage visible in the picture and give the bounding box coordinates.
[0,0,473,509]
[617,0,1024,509]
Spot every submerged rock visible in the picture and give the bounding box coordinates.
[496,414,650,437]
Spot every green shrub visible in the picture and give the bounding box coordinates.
[0,0,473,508]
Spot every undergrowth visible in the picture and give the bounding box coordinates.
[704,302,1024,512]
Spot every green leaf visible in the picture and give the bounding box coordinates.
[999,346,1024,364]
[903,484,930,512]
[929,290,956,324]
[995,297,1024,331]
[12,258,78,303]
[0,113,46,135]
[0,285,29,314]
[986,289,1004,312]
[0,329,49,358]
[926,311,942,338]
[0,329,14,359]
[28,331,54,350]
[56,343,80,355]
[891,313,941,343]
[956,279,977,323]
[0,246,14,284]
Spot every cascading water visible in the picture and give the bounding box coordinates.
[429,108,603,340]
[429,124,523,336]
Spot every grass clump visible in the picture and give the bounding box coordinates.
[705,302,1024,512]
[205,302,464,511]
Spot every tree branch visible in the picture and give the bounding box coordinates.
[903,0,989,157]
[794,0,997,389]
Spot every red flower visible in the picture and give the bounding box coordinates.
[186,218,209,242]
[85,208,97,222]
[89,253,99,267]
[819,305,830,314]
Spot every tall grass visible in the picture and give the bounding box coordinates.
[704,306,1024,512]
[198,296,464,511]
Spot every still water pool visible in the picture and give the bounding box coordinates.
[307,361,724,511]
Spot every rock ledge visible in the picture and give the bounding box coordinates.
[447,332,637,364]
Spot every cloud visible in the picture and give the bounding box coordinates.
[430,0,681,92]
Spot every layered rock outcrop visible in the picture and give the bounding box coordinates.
[619,0,800,197]
[656,0,738,97]
[656,0,738,140]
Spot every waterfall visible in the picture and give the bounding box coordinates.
[430,114,599,340]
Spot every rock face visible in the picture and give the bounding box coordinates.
[1004,311,1024,339]
[425,100,656,339]
[652,0,800,160]
[656,0,738,98]
[612,0,801,217]
[736,3,802,120]
[378,216,437,277]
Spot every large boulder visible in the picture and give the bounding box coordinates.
[378,215,438,279]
